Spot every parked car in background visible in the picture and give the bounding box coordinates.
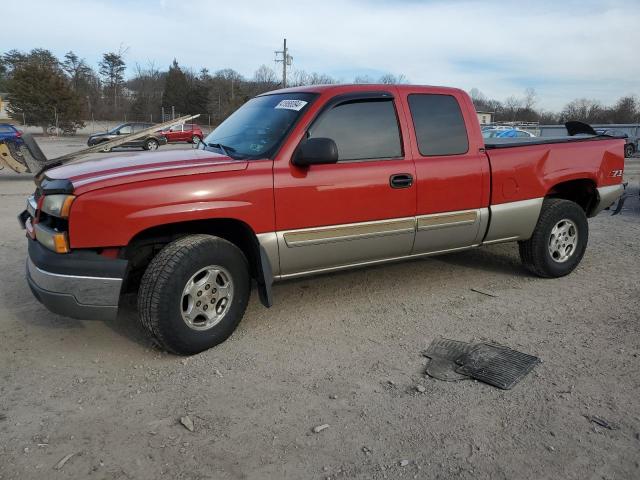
[595,129,635,157]
[482,128,536,139]
[87,122,167,151]
[0,123,24,145]
[160,124,203,144]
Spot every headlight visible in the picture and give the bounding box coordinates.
[41,195,75,218]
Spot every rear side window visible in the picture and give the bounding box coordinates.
[309,99,402,161]
[408,94,469,156]
[0,125,14,133]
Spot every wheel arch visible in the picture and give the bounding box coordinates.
[545,178,598,216]
[121,218,273,307]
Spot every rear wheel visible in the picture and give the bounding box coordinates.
[518,199,588,278]
[144,138,159,151]
[137,234,250,355]
[624,144,634,158]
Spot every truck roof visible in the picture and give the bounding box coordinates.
[260,83,467,97]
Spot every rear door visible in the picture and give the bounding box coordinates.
[273,91,417,276]
[399,90,490,253]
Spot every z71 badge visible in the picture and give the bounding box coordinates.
[610,170,623,177]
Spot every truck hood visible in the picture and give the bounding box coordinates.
[44,148,249,194]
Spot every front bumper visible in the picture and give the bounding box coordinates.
[26,238,127,321]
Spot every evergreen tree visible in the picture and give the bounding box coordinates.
[7,50,84,132]
[162,59,189,115]
[99,51,126,117]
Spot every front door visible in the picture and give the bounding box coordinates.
[273,91,417,276]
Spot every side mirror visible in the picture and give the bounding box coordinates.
[292,137,338,167]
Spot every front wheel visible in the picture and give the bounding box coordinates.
[137,234,250,355]
[144,138,159,151]
[192,135,201,145]
[518,199,588,278]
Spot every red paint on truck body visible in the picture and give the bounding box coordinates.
[42,84,624,250]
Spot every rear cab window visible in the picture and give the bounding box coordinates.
[407,94,469,156]
[308,98,402,161]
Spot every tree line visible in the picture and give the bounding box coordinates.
[470,87,640,125]
[0,48,638,133]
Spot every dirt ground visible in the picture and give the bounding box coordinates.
[1,137,639,480]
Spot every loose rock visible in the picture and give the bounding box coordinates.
[180,415,195,432]
[416,385,426,393]
[399,459,410,467]
[313,424,330,433]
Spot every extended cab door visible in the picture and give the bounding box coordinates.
[399,90,490,253]
[273,90,416,276]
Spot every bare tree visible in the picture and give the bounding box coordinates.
[253,64,278,87]
[523,87,537,110]
[378,73,408,84]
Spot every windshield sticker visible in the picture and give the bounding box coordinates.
[275,99,308,111]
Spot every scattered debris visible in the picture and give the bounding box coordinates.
[415,385,426,393]
[423,338,540,390]
[313,424,330,433]
[329,394,338,400]
[547,445,555,452]
[54,453,76,470]
[399,459,410,467]
[214,369,223,377]
[362,446,372,455]
[180,416,195,432]
[585,415,618,430]
[470,288,498,298]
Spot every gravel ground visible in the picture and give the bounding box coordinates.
[1,138,639,480]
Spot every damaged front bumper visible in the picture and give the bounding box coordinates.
[26,238,127,321]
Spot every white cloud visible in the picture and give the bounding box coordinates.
[1,0,638,109]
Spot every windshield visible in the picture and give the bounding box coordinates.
[203,92,317,159]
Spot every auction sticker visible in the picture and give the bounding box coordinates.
[275,99,308,111]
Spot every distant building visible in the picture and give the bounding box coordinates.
[0,93,9,120]
[476,111,493,125]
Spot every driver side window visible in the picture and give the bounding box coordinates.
[118,125,132,135]
[308,99,402,162]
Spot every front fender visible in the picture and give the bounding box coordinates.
[68,162,274,249]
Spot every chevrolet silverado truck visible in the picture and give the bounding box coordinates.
[20,84,625,355]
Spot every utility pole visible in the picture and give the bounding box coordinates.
[274,38,293,88]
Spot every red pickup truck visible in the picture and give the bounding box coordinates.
[21,84,624,354]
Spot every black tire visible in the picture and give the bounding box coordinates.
[191,135,201,145]
[144,138,159,151]
[624,144,634,158]
[518,199,588,278]
[137,234,250,355]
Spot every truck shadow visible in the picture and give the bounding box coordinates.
[104,245,528,351]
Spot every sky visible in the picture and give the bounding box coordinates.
[1,0,639,111]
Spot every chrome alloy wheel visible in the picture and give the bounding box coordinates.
[180,265,234,330]
[548,219,578,263]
